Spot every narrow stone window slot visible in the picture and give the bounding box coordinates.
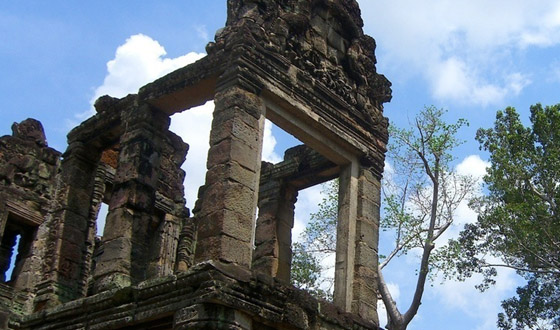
[0,217,36,286]
[96,202,109,236]
[3,234,21,282]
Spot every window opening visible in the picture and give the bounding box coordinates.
[169,101,213,212]
[292,179,337,301]
[3,234,21,282]
[97,202,109,236]
[0,217,36,285]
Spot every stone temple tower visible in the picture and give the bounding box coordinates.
[0,0,391,328]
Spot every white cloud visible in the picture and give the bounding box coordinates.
[90,33,205,109]
[456,154,489,180]
[293,184,324,242]
[432,264,521,330]
[170,103,213,211]
[262,120,282,163]
[430,57,530,106]
[432,57,471,101]
[358,0,560,106]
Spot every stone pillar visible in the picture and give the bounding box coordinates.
[253,173,298,283]
[175,217,197,272]
[35,141,100,309]
[194,86,265,268]
[351,165,381,323]
[333,161,381,324]
[146,213,181,278]
[333,162,359,312]
[93,105,169,292]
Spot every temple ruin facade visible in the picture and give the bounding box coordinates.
[0,0,391,328]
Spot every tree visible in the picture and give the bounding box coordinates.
[291,106,476,330]
[450,104,560,329]
[291,180,337,300]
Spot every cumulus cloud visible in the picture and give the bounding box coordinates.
[91,34,205,103]
[456,154,489,181]
[358,0,558,106]
[432,264,521,330]
[170,104,213,210]
[262,120,283,163]
[293,184,325,241]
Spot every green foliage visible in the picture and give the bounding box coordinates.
[452,104,560,329]
[290,180,338,300]
[377,106,473,329]
[498,276,560,330]
[380,106,473,272]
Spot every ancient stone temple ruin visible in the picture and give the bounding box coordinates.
[0,0,391,328]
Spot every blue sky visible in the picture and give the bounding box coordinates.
[2,1,560,329]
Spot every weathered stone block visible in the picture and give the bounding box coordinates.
[357,197,379,222]
[206,137,260,173]
[311,15,328,38]
[358,169,381,203]
[209,112,260,146]
[355,217,379,250]
[102,207,134,241]
[253,239,278,259]
[197,208,253,243]
[95,238,132,268]
[195,235,252,266]
[198,180,256,220]
[63,188,95,218]
[204,162,257,188]
[252,256,278,276]
[353,265,378,285]
[254,221,276,247]
[214,87,264,120]
[60,225,88,248]
[109,181,155,210]
[354,241,376,267]
[57,209,89,233]
[351,301,378,325]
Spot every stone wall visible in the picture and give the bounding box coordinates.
[0,119,61,326]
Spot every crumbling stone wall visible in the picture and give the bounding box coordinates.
[0,0,391,329]
[0,119,61,325]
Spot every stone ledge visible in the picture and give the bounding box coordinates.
[17,261,377,329]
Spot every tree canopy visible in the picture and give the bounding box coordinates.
[450,104,560,329]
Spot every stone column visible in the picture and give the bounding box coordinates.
[194,86,265,268]
[351,165,381,323]
[253,173,298,283]
[93,105,169,292]
[333,161,381,324]
[333,162,359,312]
[35,141,100,309]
